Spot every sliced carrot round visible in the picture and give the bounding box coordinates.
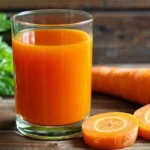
[82,112,138,149]
[134,104,150,140]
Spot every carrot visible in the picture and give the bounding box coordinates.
[92,66,150,105]
[82,112,138,149]
[134,104,150,140]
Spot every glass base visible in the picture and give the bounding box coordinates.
[16,114,89,140]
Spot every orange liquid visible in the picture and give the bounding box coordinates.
[12,29,92,126]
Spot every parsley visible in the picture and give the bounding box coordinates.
[0,13,14,96]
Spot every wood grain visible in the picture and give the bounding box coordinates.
[92,11,150,64]
[5,11,150,64]
[106,0,150,9]
[0,94,140,130]
[0,130,150,150]
[0,0,102,10]
[1,0,150,10]
[0,94,146,150]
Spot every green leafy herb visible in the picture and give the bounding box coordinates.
[0,13,11,32]
[0,13,14,96]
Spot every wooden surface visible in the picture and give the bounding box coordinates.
[1,94,150,150]
[1,0,150,10]
[4,11,150,65]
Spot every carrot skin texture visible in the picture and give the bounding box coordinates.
[92,66,150,105]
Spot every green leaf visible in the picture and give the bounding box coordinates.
[0,13,14,96]
[0,35,14,96]
[0,13,11,32]
[0,13,7,21]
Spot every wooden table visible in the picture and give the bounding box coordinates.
[1,93,150,150]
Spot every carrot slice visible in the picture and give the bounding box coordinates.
[134,104,150,140]
[82,112,138,149]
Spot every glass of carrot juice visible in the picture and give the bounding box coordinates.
[11,9,93,140]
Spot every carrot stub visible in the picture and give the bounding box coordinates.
[82,112,138,149]
[92,66,150,105]
[134,104,150,140]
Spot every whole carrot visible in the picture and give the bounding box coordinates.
[92,66,150,105]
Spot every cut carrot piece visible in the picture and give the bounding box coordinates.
[82,112,138,149]
[92,66,150,105]
[134,104,150,140]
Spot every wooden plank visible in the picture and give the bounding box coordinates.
[106,0,150,9]
[4,11,150,64]
[1,0,150,10]
[0,131,149,150]
[93,47,150,64]
[0,94,141,131]
[0,95,147,150]
[0,99,15,130]
[0,94,140,130]
[92,11,150,64]
[0,0,102,10]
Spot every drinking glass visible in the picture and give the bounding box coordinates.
[11,9,93,140]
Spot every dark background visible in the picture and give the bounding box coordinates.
[2,0,150,65]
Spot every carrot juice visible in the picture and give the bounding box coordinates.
[12,29,92,126]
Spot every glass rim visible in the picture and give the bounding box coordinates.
[11,9,93,27]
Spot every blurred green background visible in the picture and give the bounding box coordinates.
[0,13,13,97]
[1,0,150,97]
